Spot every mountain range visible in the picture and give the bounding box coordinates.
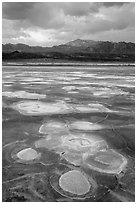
[2,39,135,62]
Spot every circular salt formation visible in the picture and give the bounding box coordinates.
[69,121,106,131]
[61,134,108,153]
[73,103,111,113]
[61,150,83,166]
[17,148,39,161]
[62,135,92,153]
[11,101,72,116]
[39,121,68,134]
[74,105,96,113]
[59,170,90,195]
[3,141,27,166]
[35,137,61,150]
[93,88,127,98]
[83,149,127,174]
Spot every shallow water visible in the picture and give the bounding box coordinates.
[2,65,135,202]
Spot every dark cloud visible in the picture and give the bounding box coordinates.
[61,2,101,16]
[102,2,130,7]
[4,2,128,21]
[2,2,135,45]
[2,2,98,20]
[2,2,35,20]
[3,2,65,29]
[62,2,92,16]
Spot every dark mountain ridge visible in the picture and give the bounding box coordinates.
[2,39,135,62]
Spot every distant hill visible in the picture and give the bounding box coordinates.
[2,39,135,62]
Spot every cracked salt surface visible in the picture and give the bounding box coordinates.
[93,88,128,97]
[2,91,46,99]
[2,65,134,202]
[10,99,113,116]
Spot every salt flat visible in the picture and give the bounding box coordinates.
[2,65,135,202]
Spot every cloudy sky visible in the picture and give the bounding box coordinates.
[2,2,135,46]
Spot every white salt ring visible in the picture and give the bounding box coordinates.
[59,170,91,195]
[73,103,111,113]
[61,134,107,153]
[69,121,105,131]
[62,136,92,150]
[39,121,67,134]
[84,149,127,174]
[17,148,39,161]
[11,101,72,116]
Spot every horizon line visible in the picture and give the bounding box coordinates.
[2,39,135,48]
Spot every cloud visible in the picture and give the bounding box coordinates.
[102,2,129,8]
[85,3,135,33]
[2,2,35,20]
[3,3,66,29]
[2,2,135,46]
[61,2,99,16]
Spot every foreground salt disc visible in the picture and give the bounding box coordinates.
[50,166,98,200]
[17,148,39,161]
[59,170,91,195]
[83,149,127,174]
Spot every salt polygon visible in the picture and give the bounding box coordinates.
[83,149,127,174]
[11,101,72,116]
[39,121,68,134]
[69,121,106,131]
[59,170,91,195]
[17,148,39,161]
